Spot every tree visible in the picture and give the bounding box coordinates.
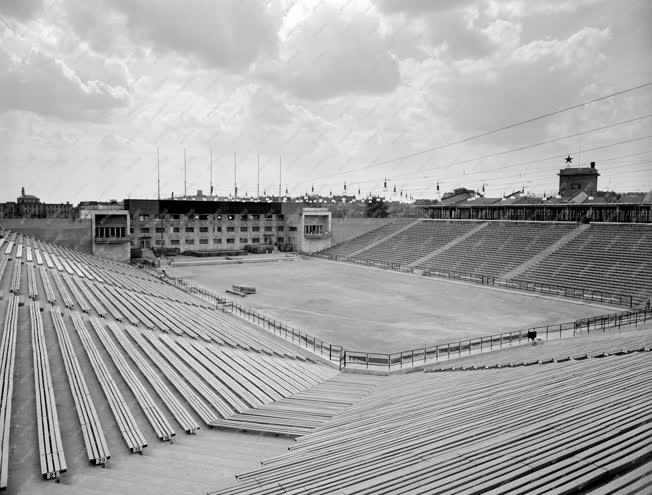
[366,196,389,218]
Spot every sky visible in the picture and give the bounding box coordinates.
[0,0,651,204]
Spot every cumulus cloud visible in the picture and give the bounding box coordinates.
[0,49,130,121]
[259,7,400,100]
[64,0,280,70]
[0,0,43,20]
[431,26,612,138]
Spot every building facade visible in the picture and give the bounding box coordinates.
[125,199,295,251]
[91,210,131,262]
[0,188,73,219]
[558,163,600,198]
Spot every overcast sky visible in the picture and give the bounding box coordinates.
[0,0,651,203]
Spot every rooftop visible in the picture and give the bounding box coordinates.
[558,167,600,176]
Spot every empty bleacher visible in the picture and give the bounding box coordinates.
[317,221,652,302]
[50,309,110,465]
[0,297,19,490]
[211,352,651,495]
[426,324,652,371]
[0,227,649,494]
[416,221,579,277]
[354,220,479,267]
[30,301,68,480]
[520,223,652,298]
[319,219,416,258]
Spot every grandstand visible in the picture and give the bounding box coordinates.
[317,220,652,304]
[0,224,650,494]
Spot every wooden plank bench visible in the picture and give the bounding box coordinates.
[39,267,56,304]
[106,323,199,434]
[51,271,74,308]
[27,263,38,300]
[30,302,67,481]
[88,317,175,441]
[0,258,8,287]
[70,312,147,454]
[9,260,21,294]
[0,297,19,490]
[124,326,218,425]
[142,332,234,419]
[62,274,91,313]
[50,309,110,466]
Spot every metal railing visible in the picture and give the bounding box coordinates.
[313,253,636,307]
[157,273,344,362]
[157,270,650,372]
[228,302,344,361]
[340,307,651,371]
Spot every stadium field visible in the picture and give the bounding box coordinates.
[167,257,612,353]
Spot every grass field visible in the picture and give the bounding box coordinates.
[168,257,611,353]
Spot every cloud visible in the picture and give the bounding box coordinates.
[375,0,475,15]
[0,49,130,121]
[64,0,280,70]
[422,26,613,140]
[0,0,43,20]
[259,7,400,99]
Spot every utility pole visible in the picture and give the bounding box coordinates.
[278,155,282,198]
[234,152,237,198]
[210,148,213,197]
[257,153,260,198]
[183,148,187,198]
[157,147,161,200]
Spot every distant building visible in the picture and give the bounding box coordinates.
[123,199,331,254]
[91,210,131,262]
[77,200,124,219]
[0,187,73,219]
[558,162,599,198]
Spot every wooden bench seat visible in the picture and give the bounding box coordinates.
[70,312,147,453]
[50,309,110,466]
[30,302,67,480]
[125,325,218,425]
[88,317,175,441]
[0,297,19,489]
[9,260,21,294]
[106,323,199,434]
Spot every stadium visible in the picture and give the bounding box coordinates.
[1,1,651,494]
[1,184,651,494]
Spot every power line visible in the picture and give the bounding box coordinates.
[315,81,652,180]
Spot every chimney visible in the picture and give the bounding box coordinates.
[590,161,596,169]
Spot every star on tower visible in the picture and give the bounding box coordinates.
[565,155,573,164]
